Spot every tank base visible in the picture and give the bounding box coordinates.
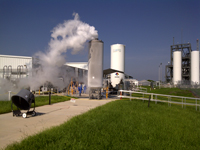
[89,88,102,100]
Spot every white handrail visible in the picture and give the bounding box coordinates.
[118,90,200,111]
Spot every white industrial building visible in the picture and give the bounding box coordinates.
[65,62,88,70]
[0,55,32,80]
[0,54,89,88]
[64,62,88,78]
[138,80,151,86]
[128,79,138,86]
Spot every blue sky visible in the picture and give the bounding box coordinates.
[0,0,199,81]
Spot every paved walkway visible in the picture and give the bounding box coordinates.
[0,98,116,149]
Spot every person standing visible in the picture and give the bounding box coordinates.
[82,84,85,93]
[84,84,86,94]
[78,84,82,96]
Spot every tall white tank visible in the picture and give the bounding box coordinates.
[173,51,182,85]
[110,44,125,87]
[191,50,199,85]
[88,39,104,88]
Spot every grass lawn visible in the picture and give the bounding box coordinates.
[5,99,200,150]
[130,87,199,108]
[0,95,72,114]
[145,86,195,97]
[189,89,200,97]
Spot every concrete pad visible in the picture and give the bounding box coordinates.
[0,98,116,149]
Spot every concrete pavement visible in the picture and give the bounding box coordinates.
[0,98,116,149]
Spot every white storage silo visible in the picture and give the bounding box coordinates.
[88,38,104,88]
[173,51,182,85]
[110,44,125,87]
[191,50,199,85]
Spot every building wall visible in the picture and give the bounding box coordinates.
[0,54,89,86]
[65,62,88,70]
[0,55,32,79]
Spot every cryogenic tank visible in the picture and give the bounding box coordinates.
[88,38,104,88]
[173,51,182,85]
[110,44,125,87]
[191,50,199,85]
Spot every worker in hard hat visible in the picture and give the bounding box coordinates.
[78,84,82,96]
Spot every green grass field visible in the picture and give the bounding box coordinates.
[0,95,71,114]
[145,86,195,97]
[189,89,200,97]
[3,87,200,149]
[5,99,200,150]
[129,87,200,108]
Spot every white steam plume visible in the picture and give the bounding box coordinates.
[31,13,98,89]
[40,13,98,66]
[0,13,98,99]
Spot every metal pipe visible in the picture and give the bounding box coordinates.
[17,65,21,78]
[8,91,11,101]
[49,90,51,105]
[8,65,12,73]
[148,95,151,107]
[196,98,197,111]
[20,65,23,78]
[3,65,7,79]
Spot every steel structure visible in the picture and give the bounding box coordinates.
[165,43,192,84]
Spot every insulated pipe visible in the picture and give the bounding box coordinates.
[3,65,7,79]
[8,65,12,73]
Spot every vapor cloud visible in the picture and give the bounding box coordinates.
[32,13,98,89]
[0,13,98,99]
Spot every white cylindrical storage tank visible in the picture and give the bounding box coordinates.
[191,50,199,85]
[110,44,125,87]
[88,39,104,88]
[173,51,182,85]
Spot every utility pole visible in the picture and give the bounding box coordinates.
[158,64,160,89]
[158,65,160,81]
[197,39,199,83]
[160,63,162,82]
[181,28,183,44]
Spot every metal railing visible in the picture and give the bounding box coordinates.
[132,87,147,93]
[118,90,200,111]
[0,91,17,101]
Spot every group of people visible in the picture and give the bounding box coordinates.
[70,84,86,96]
